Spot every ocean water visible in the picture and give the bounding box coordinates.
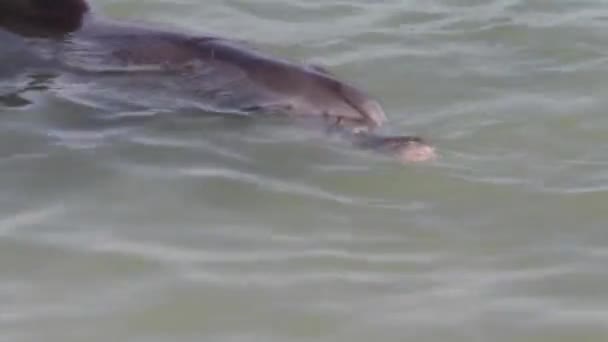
[2,1,608,341]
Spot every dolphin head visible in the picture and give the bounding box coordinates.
[186,39,388,129]
[240,58,388,129]
[280,67,388,129]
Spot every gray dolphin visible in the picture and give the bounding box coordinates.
[64,28,388,128]
[0,0,436,162]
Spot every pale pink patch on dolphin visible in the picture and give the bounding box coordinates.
[397,141,438,163]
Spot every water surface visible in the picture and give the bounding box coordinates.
[2,1,608,341]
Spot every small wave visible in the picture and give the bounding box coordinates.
[0,204,66,236]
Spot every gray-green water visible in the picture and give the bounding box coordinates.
[2,1,608,341]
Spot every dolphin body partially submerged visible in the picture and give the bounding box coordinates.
[0,0,436,162]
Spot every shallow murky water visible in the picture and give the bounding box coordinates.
[2,1,608,341]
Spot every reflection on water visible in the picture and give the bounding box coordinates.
[2,1,608,341]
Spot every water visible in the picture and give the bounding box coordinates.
[2,1,608,341]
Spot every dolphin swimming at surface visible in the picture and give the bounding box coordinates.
[0,0,437,162]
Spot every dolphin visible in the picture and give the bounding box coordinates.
[0,0,436,162]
